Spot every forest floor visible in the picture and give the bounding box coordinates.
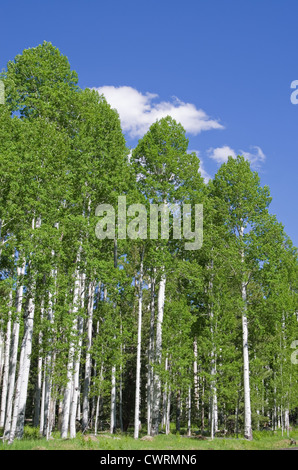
[0,427,298,450]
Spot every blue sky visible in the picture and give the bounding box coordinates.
[1,0,298,246]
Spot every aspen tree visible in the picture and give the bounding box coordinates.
[134,247,144,439]
[212,156,272,440]
[132,116,203,435]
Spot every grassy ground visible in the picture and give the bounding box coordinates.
[0,427,297,450]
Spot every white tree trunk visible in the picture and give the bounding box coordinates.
[94,395,100,436]
[9,295,36,442]
[82,280,96,431]
[119,318,124,432]
[208,258,218,439]
[69,272,85,438]
[193,338,200,422]
[240,225,252,441]
[43,329,53,436]
[165,387,171,435]
[48,395,56,438]
[210,344,218,438]
[3,261,25,440]
[10,218,41,442]
[176,389,181,432]
[187,385,192,437]
[134,252,144,439]
[162,356,169,430]
[110,365,116,434]
[61,254,81,439]
[42,223,59,437]
[69,316,83,438]
[95,362,104,436]
[242,293,252,439]
[0,330,4,391]
[0,289,13,428]
[39,367,46,435]
[33,300,44,428]
[61,352,74,438]
[151,270,166,436]
[147,271,156,436]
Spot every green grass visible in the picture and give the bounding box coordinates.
[0,427,297,450]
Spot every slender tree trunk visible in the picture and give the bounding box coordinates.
[61,344,75,437]
[39,367,46,435]
[242,293,252,440]
[0,289,13,428]
[76,385,81,422]
[201,377,205,433]
[95,362,104,436]
[69,312,84,438]
[33,300,44,428]
[147,270,156,435]
[214,386,218,433]
[43,350,57,439]
[210,351,217,438]
[103,285,116,435]
[43,224,58,437]
[273,370,277,431]
[110,241,118,434]
[187,385,192,437]
[69,272,85,438]
[134,250,144,439]
[61,252,81,439]
[82,280,96,432]
[235,389,240,438]
[119,319,124,433]
[9,295,35,442]
[240,225,253,441]
[162,356,169,431]
[0,330,4,390]
[56,397,62,432]
[176,389,181,433]
[110,365,116,433]
[208,259,218,439]
[48,395,56,438]
[151,270,166,436]
[10,218,41,442]
[94,316,102,437]
[165,388,171,435]
[94,395,100,436]
[210,392,214,440]
[210,352,218,438]
[3,261,25,440]
[193,338,200,424]
[43,362,55,440]
[43,326,54,436]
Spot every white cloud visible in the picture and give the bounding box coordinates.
[207,145,266,169]
[240,146,266,169]
[93,85,224,139]
[207,146,237,164]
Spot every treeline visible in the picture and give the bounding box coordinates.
[0,42,297,444]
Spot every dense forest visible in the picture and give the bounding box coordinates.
[0,42,297,444]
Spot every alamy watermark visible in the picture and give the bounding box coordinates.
[95,196,203,251]
[0,81,4,104]
[290,80,298,104]
[291,340,298,365]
